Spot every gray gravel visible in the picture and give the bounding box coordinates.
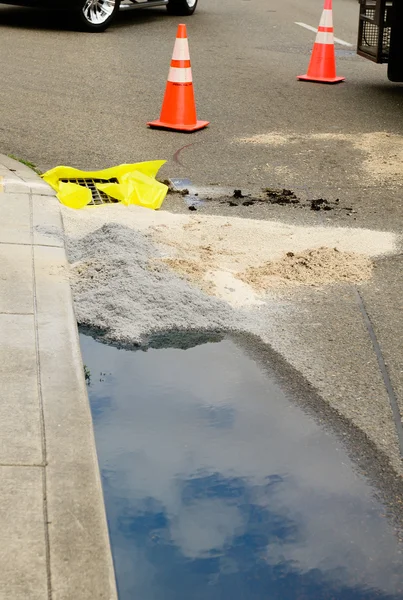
[66,223,244,346]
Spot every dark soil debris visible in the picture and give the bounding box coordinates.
[311,198,333,211]
[180,185,355,217]
[311,198,334,210]
[164,181,189,196]
[265,188,300,205]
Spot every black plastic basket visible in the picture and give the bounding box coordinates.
[357,0,393,63]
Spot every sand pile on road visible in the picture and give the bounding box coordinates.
[150,213,394,272]
[239,247,373,289]
[61,203,396,340]
[149,214,387,297]
[159,257,214,294]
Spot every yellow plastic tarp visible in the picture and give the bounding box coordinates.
[42,161,168,210]
[57,182,92,209]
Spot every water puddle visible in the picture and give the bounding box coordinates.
[80,332,403,600]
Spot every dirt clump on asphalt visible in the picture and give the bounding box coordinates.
[311,198,333,211]
[265,188,300,205]
[239,247,373,289]
[224,187,301,207]
[219,189,352,213]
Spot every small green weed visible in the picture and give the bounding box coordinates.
[7,154,42,176]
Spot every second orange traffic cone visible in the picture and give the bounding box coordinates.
[298,0,344,84]
[148,24,209,132]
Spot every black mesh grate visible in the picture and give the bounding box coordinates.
[357,1,392,62]
[361,21,391,54]
[60,177,120,205]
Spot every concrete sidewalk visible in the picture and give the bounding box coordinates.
[0,155,117,599]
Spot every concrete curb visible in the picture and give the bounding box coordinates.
[0,155,117,599]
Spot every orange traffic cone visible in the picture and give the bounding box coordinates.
[148,24,209,132]
[298,0,344,84]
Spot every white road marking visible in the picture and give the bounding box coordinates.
[295,22,353,47]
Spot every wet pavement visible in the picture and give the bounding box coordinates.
[81,332,403,600]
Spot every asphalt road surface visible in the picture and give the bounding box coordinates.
[0,0,402,215]
[1,0,403,503]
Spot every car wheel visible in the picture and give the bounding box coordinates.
[75,0,120,31]
[166,0,198,16]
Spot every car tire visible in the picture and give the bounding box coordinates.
[74,0,120,31]
[166,0,198,16]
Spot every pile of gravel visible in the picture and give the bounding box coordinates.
[66,223,243,346]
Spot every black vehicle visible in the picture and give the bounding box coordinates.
[0,0,198,32]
